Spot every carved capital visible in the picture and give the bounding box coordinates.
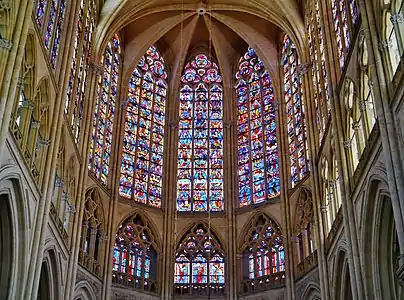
[55,175,64,187]
[89,62,104,74]
[352,121,361,131]
[66,204,76,214]
[320,205,329,213]
[37,136,51,148]
[21,99,35,109]
[390,13,404,25]
[223,119,234,129]
[297,62,310,76]
[0,0,11,9]
[17,77,26,88]
[168,121,178,129]
[343,139,352,148]
[0,38,12,50]
[31,120,41,129]
[61,191,69,202]
[378,39,392,52]
[359,100,368,111]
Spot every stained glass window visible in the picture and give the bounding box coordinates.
[112,214,157,291]
[332,0,359,69]
[242,214,285,282]
[307,1,330,142]
[235,47,280,207]
[281,35,309,188]
[174,224,225,296]
[119,46,167,208]
[88,34,121,185]
[34,0,67,68]
[177,54,224,212]
[64,0,95,143]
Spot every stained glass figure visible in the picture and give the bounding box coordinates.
[177,54,224,212]
[119,45,167,208]
[236,47,280,207]
[281,35,309,187]
[112,214,157,290]
[65,0,95,143]
[175,224,225,294]
[332,0,359,69]
[88,34,121,185]
[34,0,67,68]
[242,214,285,281]
[307,1,330,142]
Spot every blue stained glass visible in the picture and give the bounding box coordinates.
[89,35,120,185]
[177,55,224,212]
[50,0,66,68]
[282,35,309,188]
[119,46,167,208]
[44,0,57,49]
[236,47,280,207]
[35,0,47,29]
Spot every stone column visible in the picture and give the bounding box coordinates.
[320,205,330,235]
[301,230,310,259]
[359,0,404,252]
[390,13,404,56]
[290,236,301,271]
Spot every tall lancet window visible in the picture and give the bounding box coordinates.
[236,47,280,208]
[119,46,167,208]
[64,0,96,143]
[88,34,121,185]
[307,0,331,142]
[177,54,224,212]
[282,35,309,188]
[34,0,67,68]
[332,0,359,69]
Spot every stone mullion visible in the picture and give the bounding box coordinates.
[276,60,295,300]
[64,46,102,300]
[103,60,127,299]
[299,56,330,299]
[0,0,33,160]
[360,0,404,252]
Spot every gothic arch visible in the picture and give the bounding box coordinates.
[0,166,29,300]
[73,281,97,300]
[293,186,314,236]
[38,248,60,300]
[361,177,401,299]
[333,250,353,300]
[238,211,282,251]
[300,282,321,300]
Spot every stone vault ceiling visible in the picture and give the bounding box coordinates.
[95,0,306,88]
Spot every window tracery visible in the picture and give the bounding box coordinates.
[293,188,315,266]
[281,35,309,188]
[235,47,280,207]
[112,213,158,293]
[64,0,96,143]
[34,0,67,68]
[88,34,121,185]
[382,1,404,75]
[79,188,105,276]
[119,45,167,208]
[306,0,330,142]
[176,54,224,212]
[11,33,35,149]
[174,223,225,296]
[331,0,360,69]
[241,214,285,291]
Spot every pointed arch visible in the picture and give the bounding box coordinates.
[240,212,285,290]
[119,45,168,209]
[38,249,60,300]
[235,47,280,208]
[79,188,106,276]
[176,54,224,212]
[74,280,97,300]
[112,211,159,293]
[281,34,309,188]
[89,33,121,185]
[174,222,226,296]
